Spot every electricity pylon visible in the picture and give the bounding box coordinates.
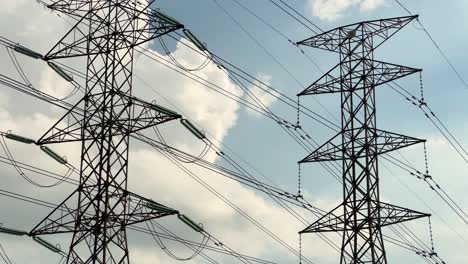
[297,15,430,263]
[29,1,184,263]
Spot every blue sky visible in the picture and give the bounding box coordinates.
[153,0,468,183]
[151,0,468,263]
[0,0,467,263]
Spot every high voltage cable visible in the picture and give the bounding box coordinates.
[0,48,322,263]
[0,52,317,212]
[0,134,74,188]
[24,5,341,133]
[2,60,322,212]
[392,0,468,90]
[11,9,448,264]
[0,241,13,264]
[0,73,440,262]
[384,154,468,225]
[165,9,344,187]
[0,145,435,262]
[0,68,442,262]
[388,81,468,165]
[0,156,264,263]
[0,188,272,264]
[212,1,433,196]
[139,135,319,264]
[0,41,446,262]
[0,3,454,262]
[0,69,436,262]
[229,0,324,72]
[149,130,345,256]
[25,7,342,190]
[0,150,270,264]
[36,30,344,188]
[270,0,324,33]
[0,27,448,264]
[252,1,454,260]
[139,43,346,182]
[266,0,320,34]
[164,33,339,131]
[0,66,311,264]
[212,0,340,124]
[133,75,349,256]
[256,0,468,232]
[264,0,468,167]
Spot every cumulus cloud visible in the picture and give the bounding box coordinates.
[2,1,463,264]
[309,0,385,21]
[243,73,279,117]
[0,1,323,264]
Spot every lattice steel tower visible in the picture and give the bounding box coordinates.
[29,1,184,263]
[297,15,430,263]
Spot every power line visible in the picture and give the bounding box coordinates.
[271,0,323,33]
[266,0,320,34]
[393,0,468,89]
[0,3,458,262]
[0,35,446,262]
[211,0,340,124]
[0,140,439,262]
[0,56,438,264]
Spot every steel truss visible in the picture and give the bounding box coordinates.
[297,15,430,264]
[29,1,184,263]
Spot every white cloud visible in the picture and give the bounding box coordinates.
[309,0,385,21]
[244,73,279,117]
[360,0,385,11]
[0,1,321,264]
[1,1,466,264]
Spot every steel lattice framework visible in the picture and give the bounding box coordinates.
[29,1,184,263]
[297,15,430,263]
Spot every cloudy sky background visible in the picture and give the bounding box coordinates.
[0,0,467,263]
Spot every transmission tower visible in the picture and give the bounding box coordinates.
[297,15,430,263]
[28,1,185,263]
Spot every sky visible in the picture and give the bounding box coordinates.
[0,0,467,263]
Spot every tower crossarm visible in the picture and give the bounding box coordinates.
[378,202,430,227]
[47,0,94,17]
[45,2,183,60]
[30,190,178,236]
[298,59,421,96]
[299,203,344,233]
[37,93,181,144]
[300,201,429,234]
[299,129,425,163]
[296,15,418,53]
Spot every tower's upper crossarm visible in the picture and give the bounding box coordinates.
[47,0,157,17]
[48,0,107,17]
[296,15,418,53]
[45,1,184,60]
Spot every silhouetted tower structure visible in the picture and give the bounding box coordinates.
[297,15,430,263]
[29,1,184,263]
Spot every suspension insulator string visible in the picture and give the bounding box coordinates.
[297,163,303,198]
[423,142,431,180]
[419,72,427,107]
[428,217,437,257]
[296,96,301,129]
